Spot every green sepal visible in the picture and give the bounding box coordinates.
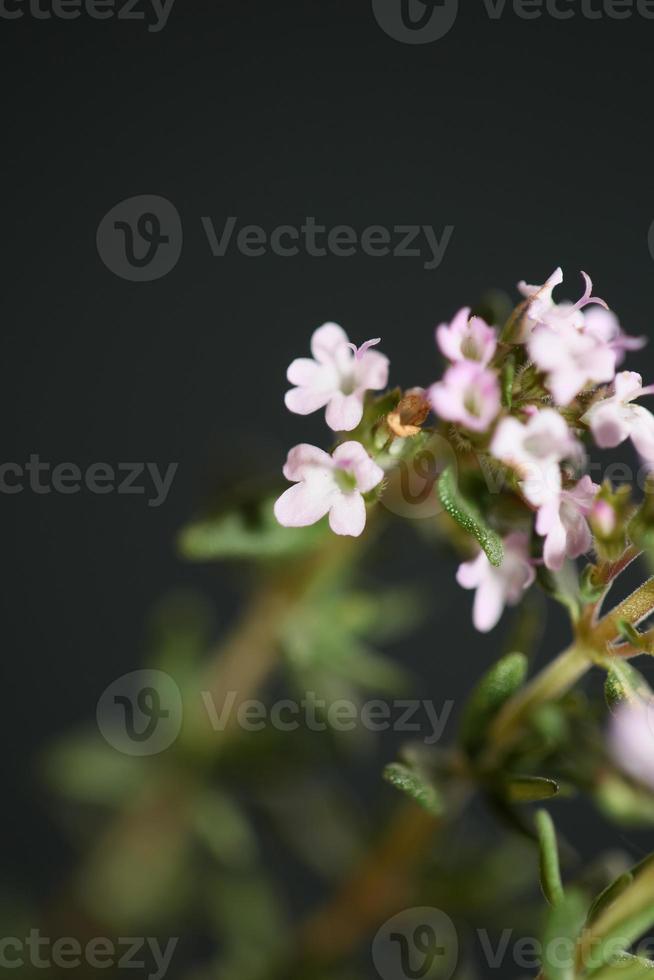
[437,466,504,567]
[501,353,516,409]
[536,808,565,907]
[580,564,606,605]
[460,652,528,757]
[383,762,443,817]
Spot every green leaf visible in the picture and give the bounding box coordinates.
[383,762,443,816]
[577,861,654,974]
[43,735,142,806]
[437,466,504,566]
[536,809,565,907]
[593,955,654,979]
[459,652,528,756]
[540,889,588,980]
[192,790,259,869]
[605,662,652,713]
[505,775,560,804]
[178,497,328,561]
[595,775,654,827]
[587,872,634,925]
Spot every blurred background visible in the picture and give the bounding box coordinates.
[1,1,654,976]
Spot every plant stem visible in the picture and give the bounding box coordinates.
[297,802,440,961]
[483,644,593,765]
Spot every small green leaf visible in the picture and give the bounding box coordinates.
[505,775,560,804]
[383,763,442,816]
[460,652,528,756]
[605,662,652,713]
[437,466,504,566]
[178,497,328,562]
[536,809,565,907]
[192,790,259,869]
[592,955,654,979]
[587,872,634,925]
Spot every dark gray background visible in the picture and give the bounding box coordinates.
[1,0,653,931]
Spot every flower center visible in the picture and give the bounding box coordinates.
[461,335,481,361]
[339,374,356,396]
[334,467,357,493]
[463,387,483,418]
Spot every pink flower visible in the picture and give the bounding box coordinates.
[456,532,536,633]
[436,307,497,366]
[583,307,646,365]
[609,700,654,791]
[519,268,606,334]
[285,322,389,432]
[529,321,616,405]
[519,269,616,404]
[429,362,500,432]
[274,441,384,537]
[535,475,598,572]
[490,408,582,508]
[583,371,654,467]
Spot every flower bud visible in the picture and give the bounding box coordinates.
[589,482,631,561]
[386,387,430,438]
[591,499,617,538]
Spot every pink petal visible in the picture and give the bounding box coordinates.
[274,481,334,528]
[614,371,644,402]
[588,403,630,449]
[435,307,470,360]
[355,349,389,390]
[456,552,487,590]
[282,443,333,482]
[286,357,322,386]
[333,441,384,493]
[310,322,349,365]
[325,391,364,432]
[564,510,592,561]
[542,512,567,572]
[472,575,505,633]
[328,492,366,536]
[285,386,332,416]
[629,407,654,466]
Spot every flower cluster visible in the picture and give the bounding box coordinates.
[275,270,652,632]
